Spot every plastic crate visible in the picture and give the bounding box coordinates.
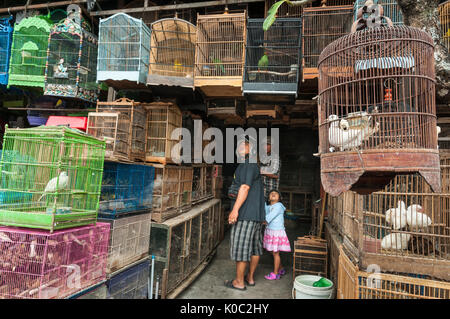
[27,116,48,127]
[46,116,88,131]
[106,259,149,299]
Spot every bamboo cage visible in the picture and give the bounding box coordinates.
[149,199,221,298]
[206,98,246,125]
[192,164,214,204]
[0,17,13,85]
[325,222,343,285]
[194,11,247,97]
[318,17,440,197]
[280,189,314,220]
[97,13,151,88]
[439,0,450,51]
[337,247,450,299]
[354,0,404,26]
[148,18,196,88]
[145,102,182,165]
[302,5,353,81]
[293,236,327,279]
[87,98,147,162]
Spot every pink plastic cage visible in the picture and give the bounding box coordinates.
[0,223,110,299]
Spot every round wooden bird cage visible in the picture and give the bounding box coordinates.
[318,22,440,197]
[148,18,196,88]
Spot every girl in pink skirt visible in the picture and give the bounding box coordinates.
[263,189,291,280]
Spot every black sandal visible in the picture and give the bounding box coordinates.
[224,279,247,291]
[244,278,255,287]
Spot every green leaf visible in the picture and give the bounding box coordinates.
[263,0,288,31]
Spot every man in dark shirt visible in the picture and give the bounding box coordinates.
[225,135,265,291]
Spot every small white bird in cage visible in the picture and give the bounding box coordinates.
[381,233,411,251]
[385,200,407,230]
[38,171,69,202]
[406,204,432,229]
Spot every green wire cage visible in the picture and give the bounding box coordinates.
[0,125,106,232]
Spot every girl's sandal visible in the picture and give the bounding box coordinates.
[278,268,286,276]
[264,272,281,280]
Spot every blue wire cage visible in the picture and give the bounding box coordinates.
[354,0,404,26]
[106,259,149,299]
[99,161,155,218]
[0,17,13,85]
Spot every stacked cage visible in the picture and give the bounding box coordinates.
[353,0,404,26]
[148,18,196,88]
[0,17,13,85]
[280,190,314,220]
[105,259,149,299]
[44,5,98,102]
[194,11,247,97]
[87,98,147,162]
[149,199,221,298]
[97,13,151,88]
[192,164,214,204]
[440,0,450,51]
[206,98,246,124]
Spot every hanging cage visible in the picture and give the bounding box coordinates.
[354,0,404,26]
[194,11,247,97]
[0,17,13,85]
[148,18,196,89]
[302,5,353,81]
[206,98,246,125]
[7,15,54,89]
[439,0,450,51]
[264,0,311,18]
[243,18,301,98]
[44,5,99,103]
[318,9,441,197]
[97,13,151,88]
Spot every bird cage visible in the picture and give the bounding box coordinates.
[149,199,221,298]
[44,5,98,103]
[354,0,404,26]
[293,236,328,279]
[76,283,108,299]
[99,212,151,273]
[318,18,441,197]
[264,0,311,18]
[243,18,301,97]
[280,190,314,219]
[87,98,147,162]
[145,102,182,165]
[192,164,214,204]
[97,13,151,88]
[0,17,13,85]
[106,259,149,299]
[440,0,450,51]
[337,247,450,299]
[194,11,247,97]
[99,162,154,218]
[0,222,110,299]
[206,98,246,124]
[178,166,193,212]
[0,126,105,232]
[302,5,353,80]
[7,15,54,89]
[148,18,196,88]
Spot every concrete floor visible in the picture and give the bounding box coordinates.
[177,218,311,299]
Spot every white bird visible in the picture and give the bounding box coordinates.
[38,171,69,202]
[406,204,432,229]
[0,232,12,243]
[381,233,411,250]
[385,200,407,230]
[29,239,37,258]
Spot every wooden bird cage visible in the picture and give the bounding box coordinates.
[97,13,151,88]
[151,164,193,223]
[439,0,450,51]
[8,15,54,89]
[206,98,246,125]
[243,18,301,98]
[354,0,404,26]
[149,199,221,298]
[302,5,353,81]
[318,20,440,197]
[337,246,450,299]
[148,18,196,88]
[44,5,98,102]
[87,98,147,162]
[145,102,182,165]
[293,236,328,279]
[280,189,314,220]
[194,11,247,97]
[0,17,13,85]
[192,164,214,204]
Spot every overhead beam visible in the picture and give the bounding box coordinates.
[90,0,264,16]
[0,0,106,14]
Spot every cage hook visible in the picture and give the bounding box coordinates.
[7,7,11,17]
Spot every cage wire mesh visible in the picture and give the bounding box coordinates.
[354,0,404,26]
[97,13,151,86]
[0,17,13,85]
[0,126,106,232]
[244,18,301,95]
[440,0,450,51]
[106,259,149,299]
[0,223,110,299]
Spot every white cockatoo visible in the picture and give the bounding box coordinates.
[38,171,69,201]
[385,200,407,230]
[406,204,432,229]
[381,233,411,250]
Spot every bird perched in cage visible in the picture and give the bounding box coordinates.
[258,52,269,70]
[38,171,69,202]
[406,204,432,229]
[381,233,411,251]
[173,59,183,72]
[209,55,225,75]
[385,200,407,230]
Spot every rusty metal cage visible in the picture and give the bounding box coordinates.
[194,11,247,97]
[87,98,147,162]
[439,0,450,51]
[148,18,196,88]
[318,25,440,197]
[302,5,353,81]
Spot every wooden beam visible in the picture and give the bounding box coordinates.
[90,0,264,16]
[0,0,105,13]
